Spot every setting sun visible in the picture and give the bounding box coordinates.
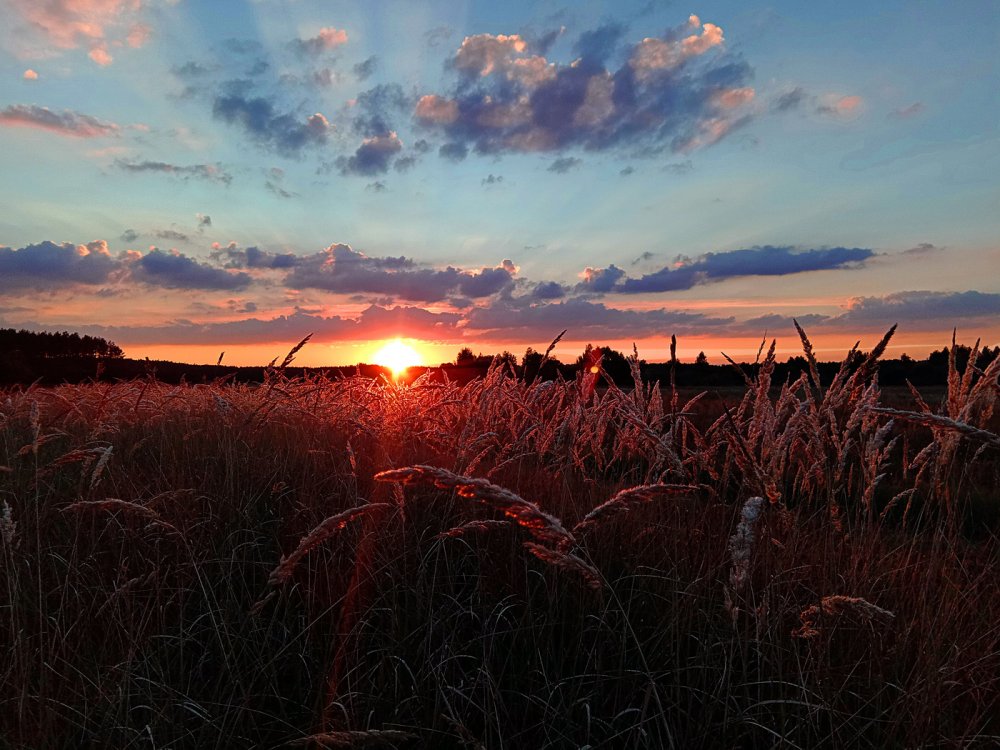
[372,339,423,377]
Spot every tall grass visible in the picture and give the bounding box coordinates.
[0,326,998,748]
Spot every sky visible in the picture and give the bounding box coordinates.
[1,0,998,367]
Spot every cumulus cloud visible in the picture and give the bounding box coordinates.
[413,15,755,159]
[212,242,298,270]
[212,92,330,156]
[0,104,119,138]
[439,141,468,161]
[284,244,515,302]
[771,86,807,112]
[337,131,403,175]
[115,159,233,184]
[120,229,139,243]
[23,69,38,81]
[0,240,118,291]
[292,27,348,56]
[582,245,875,294]
[156,229,190,243]
[130,248,251,291]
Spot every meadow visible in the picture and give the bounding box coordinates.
[1,326,999,749]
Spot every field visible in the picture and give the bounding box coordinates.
[2,331,1000,748]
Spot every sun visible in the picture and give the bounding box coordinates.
[372,339,423,377]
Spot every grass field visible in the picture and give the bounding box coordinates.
[1,329,999,748]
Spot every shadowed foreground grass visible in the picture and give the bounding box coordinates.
[1,329,999,748]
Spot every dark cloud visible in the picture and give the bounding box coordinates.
[663,160,693,175]
[619,166,635,176]
[352,83,410,136]
[902,242,941,255]
[0,240,118,291]
[465,296,734,339]
[197,214,212,228]
[132,249,251,291]
[425,26,454,48]
[265,180,295,198]
[836,290,1000,325]
[337,132,403,175]
[413,16,755,158]
[600,245,875,293]
[439,141,469,161]
[572,22,625,64]
[631,251,655,265]
[531,281,567,299]
[172,61,213,78]
[413,138,432,153]
[120,229,139,243]
[284,244,514,302]
[156,229,190,243]
[578,264,627,292]
[0,104,119,138]
[212,243,298,270]
[353,55,378,81]
[393,155,418,172]
[291,27,348,57]
[548,156,582,173]
[528,26,566,56]
[481,173,503,186]
[366,181,388,193]
[115,159,233,185]
[212,93,330,156]
[771,86,807,112]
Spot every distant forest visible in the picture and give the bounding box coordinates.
[1,326,998,387]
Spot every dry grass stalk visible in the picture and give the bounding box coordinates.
[375,465,573,547]
[285,729,417,747]
[868,407,1000,449]
[794,595,896,639]
[437,519,510,539]
[728,496,764,594]
[571,483,700,539]
[522,542,603,590]
[61,498,161,522]
[267,504,390,587]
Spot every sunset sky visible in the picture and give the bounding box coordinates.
[1,0,998,367]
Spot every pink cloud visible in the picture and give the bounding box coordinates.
[89,43,113,66]
[23,69,38,80]
[0,104,120,138]
[7,0,146,64]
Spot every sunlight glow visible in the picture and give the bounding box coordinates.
[372,339,423,377]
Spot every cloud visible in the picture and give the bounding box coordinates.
[366,180,387,193]
[836,290,1000,325]
[901,242,941,255]
[120,229,139,243]
[583,245,875,294]
[548,156,581,173]
[816,94,863,119]
[771,86,807,112]
[131,248,251,291]
[439,141,469,161]
[284,244,515,302]
[0,104,119,138]
[156,229,190,243]
[337,131,403,175]
[115,159,233,184]
[5,0,150,62]
[531,280,567,299]
[620,166,635,176]
[465,296,734,340]
[197,214,212,228]
[393,155,418,172]
[413,15,755,158]
[292,27,348,56]
[0,240,118,291]
[481,173,503,186]
[23,69,38,81]
[353,55,377,80]
[212,242,298,270]
[425,26,453,48]
[212,92,330,156]
[889,102,925,120]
